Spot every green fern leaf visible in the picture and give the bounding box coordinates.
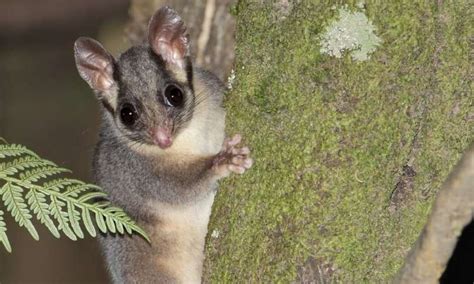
[114,216,125,234]
[0,140,150,252]
[78,191,107,203]
[105,213,117,233]
[42,178,82,192]
[81,208,96,237]
[64,183,100,198]
[0,210,11,253]
[98,206,149,242]
[49,196,77,241]
[94,211,107,234]
[0,157,54,178]
[0,144,39,159]
[21,166,70,183]
[67,200,84,239]
[1,182,39,240]
[25,189,60,238]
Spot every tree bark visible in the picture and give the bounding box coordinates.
[395,143,474,283]
[128,1,474,282]
[127,0,236,81]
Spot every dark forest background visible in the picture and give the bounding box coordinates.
[0,0,132,282]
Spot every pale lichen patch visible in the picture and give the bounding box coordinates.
[226,69,236,90]
[211,229,220,239]
[320,6,382,61]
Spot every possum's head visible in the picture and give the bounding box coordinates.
[74,7,194,151]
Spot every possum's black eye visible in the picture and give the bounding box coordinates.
[120,103,138,126]
[164,85,184,107]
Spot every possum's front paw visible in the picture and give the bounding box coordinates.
[213,134,253,178]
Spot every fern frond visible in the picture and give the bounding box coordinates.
[0,182,39,240]
[91,205,149,240]
[67,200,84,239]
[49,195,77,241]
[81,207,96,237]
[94,207,108,233]
[0,210,11,252]
[42,178,83,192]
[39,188,149,242]
[64,183,100,197]
[0,144,39,159]
[0,156,55,178]
[78,191,107,202]
[0,139,149,252]
[25,189,60,238]
[21,166,70,183]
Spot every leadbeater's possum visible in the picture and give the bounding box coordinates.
[73,7,252,283]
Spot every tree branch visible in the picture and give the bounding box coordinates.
[395,143,474,283]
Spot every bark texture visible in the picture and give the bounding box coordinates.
[395,143,474,283]
[127,0,236,81]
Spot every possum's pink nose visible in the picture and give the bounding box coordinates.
[153,128,172,149]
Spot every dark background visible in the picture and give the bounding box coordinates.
[0,0,131,282]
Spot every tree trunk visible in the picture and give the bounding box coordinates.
[127,0,236,81]
[129,1,473,282]
[395,143,474,283]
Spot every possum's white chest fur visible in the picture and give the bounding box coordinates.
[171,99,225,156]
[150,192,216,283]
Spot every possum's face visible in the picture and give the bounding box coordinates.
[112,46,194,149]
[74,7,194,150]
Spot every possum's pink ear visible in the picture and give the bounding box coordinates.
[148,6,189,69]
[74,37,115,92]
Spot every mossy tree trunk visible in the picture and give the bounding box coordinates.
[129,1,473,282]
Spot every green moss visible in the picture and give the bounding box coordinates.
[205,1,473,282]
